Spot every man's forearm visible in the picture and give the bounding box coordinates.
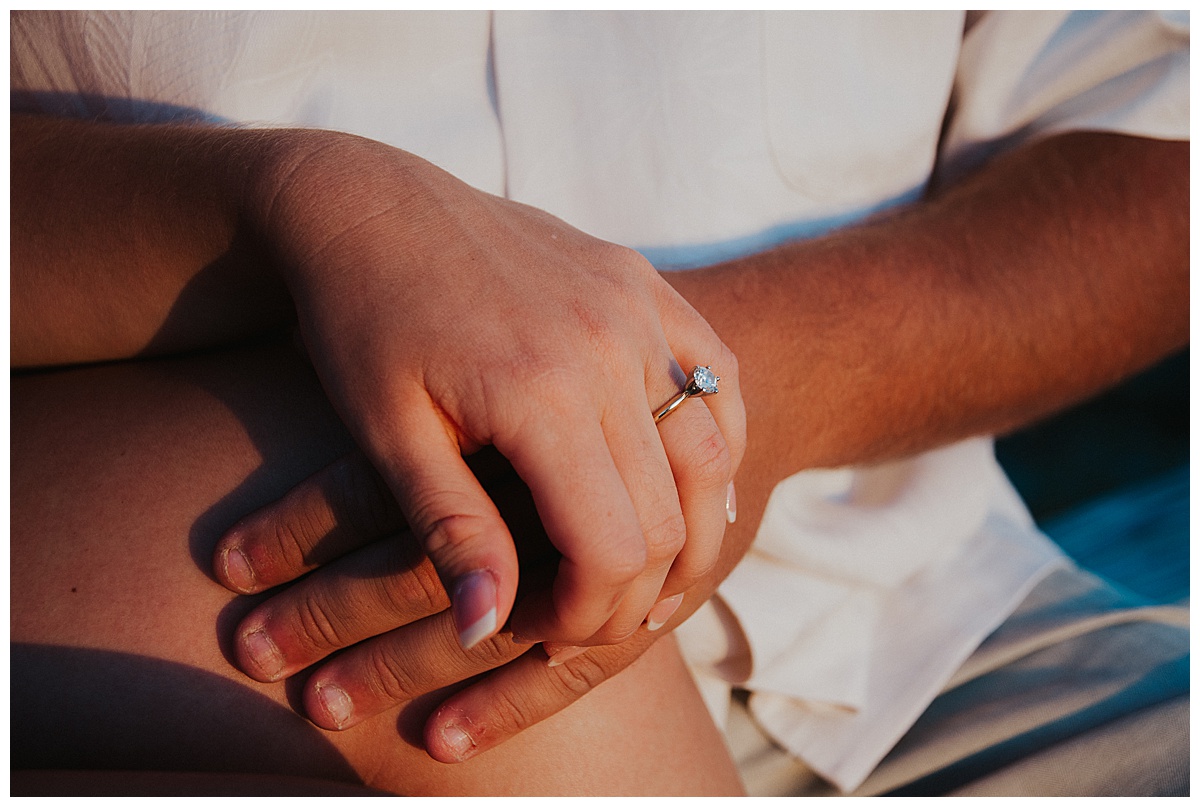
[670,132,1188,483]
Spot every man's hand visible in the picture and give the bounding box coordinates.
[213,449,754,761]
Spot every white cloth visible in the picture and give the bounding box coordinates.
[676,441,1067,788]
[11,11,508,195]
[942,10,1190,180]
[10,10,1189,793]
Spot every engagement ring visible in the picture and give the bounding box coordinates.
[653,365,719,423]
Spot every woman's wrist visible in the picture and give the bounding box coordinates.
[240,127,454,303]
[12,115,302,365]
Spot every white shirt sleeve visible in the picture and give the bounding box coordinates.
[941,10,1189,178]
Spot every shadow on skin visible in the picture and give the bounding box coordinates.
[10,127,566,785]
[10,317,372,782]
[154,335,352,584]
[11,643,361,782]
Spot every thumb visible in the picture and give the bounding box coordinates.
[376,401,519,651]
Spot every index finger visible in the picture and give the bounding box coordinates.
[213,453,403,594]
[372,397,522,652]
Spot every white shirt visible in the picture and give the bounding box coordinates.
[11,9,1189,791]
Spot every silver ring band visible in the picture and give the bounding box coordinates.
[653,365,719,423]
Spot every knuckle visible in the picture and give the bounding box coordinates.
[643,509,687,565]
[681,426,733,491]
[482,684,540,737]
[331,455,401,539]
[363,642,421,704]
[500,363,589,425]
[590,535,648,585]
[549,652,609,699]
[600,241,655,276]
[669,532,724,588]
[262,506,324,572]
[293,594,348,653]
[378,556,448,617]
[555,529,647,592]
[672,546,720,588]
[546,584,628,644]
[591,619,641,646]
[565,299,622,356]
[467,633,518,668]
[409,494,495,561]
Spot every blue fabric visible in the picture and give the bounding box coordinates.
[996,350,1188,605]
[1042,465,1190,605]
[637,188,922,271]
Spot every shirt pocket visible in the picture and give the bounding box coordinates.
[762,11,963,210]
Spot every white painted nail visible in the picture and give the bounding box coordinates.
[452,570,499,651]
[647,593,685,631]
[546,645,588,667]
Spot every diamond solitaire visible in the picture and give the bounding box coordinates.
[692,365,719,395]
[653,364,720,423]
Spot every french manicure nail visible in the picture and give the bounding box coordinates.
[316,682,353,728]
[726,481,737,524]
[646,593,685,631]
[243,627,284,679]
[546,645,588,667]
[452,570,498,651]
[222,544,256,592]
[442,722,478,761]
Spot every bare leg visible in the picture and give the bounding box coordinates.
[11,339,743,796]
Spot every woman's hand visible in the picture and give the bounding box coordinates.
[212,449,752,761]
[14,113,744,655]
[242,130,746,649]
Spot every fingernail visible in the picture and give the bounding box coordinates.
[451,570,498,651]
[222,544,256,592]
[725,481,737,524]
[646,593,685,631]
[316,682,353,728]
[442,722,478,762]
[243,627,284,679]
[546,645,588,667]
